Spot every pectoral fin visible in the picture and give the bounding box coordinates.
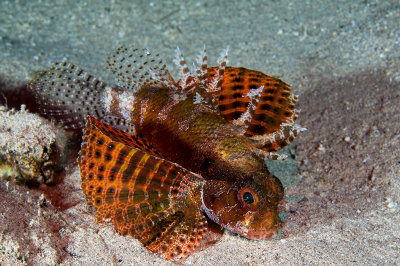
[78,116,208,260]
[207,66,302,152]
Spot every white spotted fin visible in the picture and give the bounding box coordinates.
[106,46,176,91]
[29,61,135,133]
[29,61,108,130]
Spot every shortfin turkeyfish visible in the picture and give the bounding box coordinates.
[29,46,304,260]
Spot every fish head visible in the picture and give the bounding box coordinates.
[201,172,283,239]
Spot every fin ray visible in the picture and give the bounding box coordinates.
[79,116,207,260]
[207,66,300,152]
[100,114,136,136]
[29,61,107,129]
[106,46,175,91]
[87,116,161,158]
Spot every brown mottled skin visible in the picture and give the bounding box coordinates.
[116,77,284,239]
[29,49,298,260]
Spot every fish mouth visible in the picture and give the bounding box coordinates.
[242,224,281,239]
[225,218,281,240]
[239,211,282,240]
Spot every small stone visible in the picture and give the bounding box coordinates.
[0,105,65,186]
[387,198,397,209]
[317,143,326,152]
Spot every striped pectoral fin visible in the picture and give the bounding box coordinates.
[142,207,208,260]
[29,61,108,130]
[208,66,302,152]
[86,116,162,158]
[78,117,208,260]
[250,122,306,159]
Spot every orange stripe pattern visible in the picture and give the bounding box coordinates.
[79,117,207,260]
[207,66,297,151]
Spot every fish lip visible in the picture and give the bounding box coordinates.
[241,223,281,240]
[243,229,278,239]
[226,220,281,240]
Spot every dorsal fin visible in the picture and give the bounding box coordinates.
[106,46,176,91]
[79,116,208,260]
[174,46,229,94]
[100,114,136,136]
[29,61,108,130]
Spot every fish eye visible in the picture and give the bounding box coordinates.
[243,191,254,204]
[238,187,259,209]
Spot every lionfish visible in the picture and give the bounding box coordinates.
[29,46,304,260]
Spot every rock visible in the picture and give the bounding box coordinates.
[0,105,65,186]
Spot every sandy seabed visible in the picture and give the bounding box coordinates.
[0,1,399,265]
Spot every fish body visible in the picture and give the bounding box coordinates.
[110,74,264,180]
[29,47,303,260]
